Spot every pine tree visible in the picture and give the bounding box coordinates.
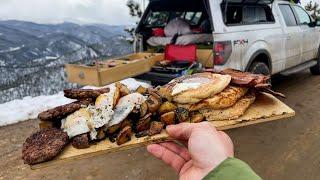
[124,0,145,43]
[305,1,320,20]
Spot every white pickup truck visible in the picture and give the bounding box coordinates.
[134,0,320,84]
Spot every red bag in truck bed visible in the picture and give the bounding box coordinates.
[165,44,196,63]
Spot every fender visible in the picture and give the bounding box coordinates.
[245,50,272,72]
[242,40,273,72]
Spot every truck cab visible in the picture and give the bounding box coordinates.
[134,0,320,84]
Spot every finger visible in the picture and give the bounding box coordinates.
[166,123,196,140]
[218,131,234,157]
[159,142,191,161]
[147,144,186,173]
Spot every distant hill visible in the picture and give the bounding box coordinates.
[0,20,132,103]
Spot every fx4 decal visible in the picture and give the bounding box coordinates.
[234,39,248,46]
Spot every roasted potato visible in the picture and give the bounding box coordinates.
[136,86,148,95]
[116,126,133,145]
[135,113,152,133]
[157,87,173,102]
[72,134,90,149]
[176,107,189,123]
[140,102,148,117]
[148,121,165,136]
[113,85,121,107]
[158,102,177,115]
[161,111,176,125]
[190,113,205,123]
[119,83,130,97]
[146,94,161,114]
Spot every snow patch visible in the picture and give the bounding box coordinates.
[0,45,24,53]
[0,78,151,127]
[0,60,5,66]
[45,56,59,60]
[0,92,74,127]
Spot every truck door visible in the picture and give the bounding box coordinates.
[278,4,302,69]
[292,5,319,63]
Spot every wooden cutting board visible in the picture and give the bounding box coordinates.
[31,93,295,169]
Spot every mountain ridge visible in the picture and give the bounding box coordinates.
[0,20,132,103]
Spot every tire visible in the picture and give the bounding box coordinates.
[310,49,320,75]
[248,62,271,76]
[248,61,271,84]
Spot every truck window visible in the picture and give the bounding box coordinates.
[279,4,297,26]
[222,4,275,25]
[292,6,311,25]
[145,11,170,27]
[144,11,203,27]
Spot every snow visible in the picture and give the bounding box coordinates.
[45,56,58,60]
[0,46,23,53]
[0,92,74,127]
[0,60,5,66]
[0,78,151,127]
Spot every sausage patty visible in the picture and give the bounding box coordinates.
[22,128,69,165]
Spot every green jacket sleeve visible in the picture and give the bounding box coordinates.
[203,158,262,180]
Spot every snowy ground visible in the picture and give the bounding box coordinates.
[0,78,151,127]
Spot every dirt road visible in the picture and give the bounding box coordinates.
[1,70,319,180]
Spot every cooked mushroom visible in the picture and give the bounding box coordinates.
[140,102,148,117]
[135,130,148,138]
[135,113,152,133]
[146,94,161,114]
[158,102,177,115]
[136,86,148,95]
[160,111,176,125]
[106,123,121,135]
[176,107,189,123]
[116,126,133,145]
[120,119,132,129]
[148,121,165,136]
[72,134,90,149]
[190,113,205,123]
[96,128,106,140]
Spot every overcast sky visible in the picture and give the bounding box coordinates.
[0,0,318,25]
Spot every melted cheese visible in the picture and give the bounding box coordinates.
[108,93,146,127]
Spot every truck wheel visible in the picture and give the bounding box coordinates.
[248,62,271,76]
[310,50,320,75]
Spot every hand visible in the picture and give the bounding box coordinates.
[147,122,234,180]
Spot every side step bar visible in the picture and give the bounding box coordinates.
[280,60,317,76]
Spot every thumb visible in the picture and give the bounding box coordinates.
[166,123,196,141]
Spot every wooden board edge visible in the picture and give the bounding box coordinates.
[30,111,295,170]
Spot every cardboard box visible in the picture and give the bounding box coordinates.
[65,53,163,86]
